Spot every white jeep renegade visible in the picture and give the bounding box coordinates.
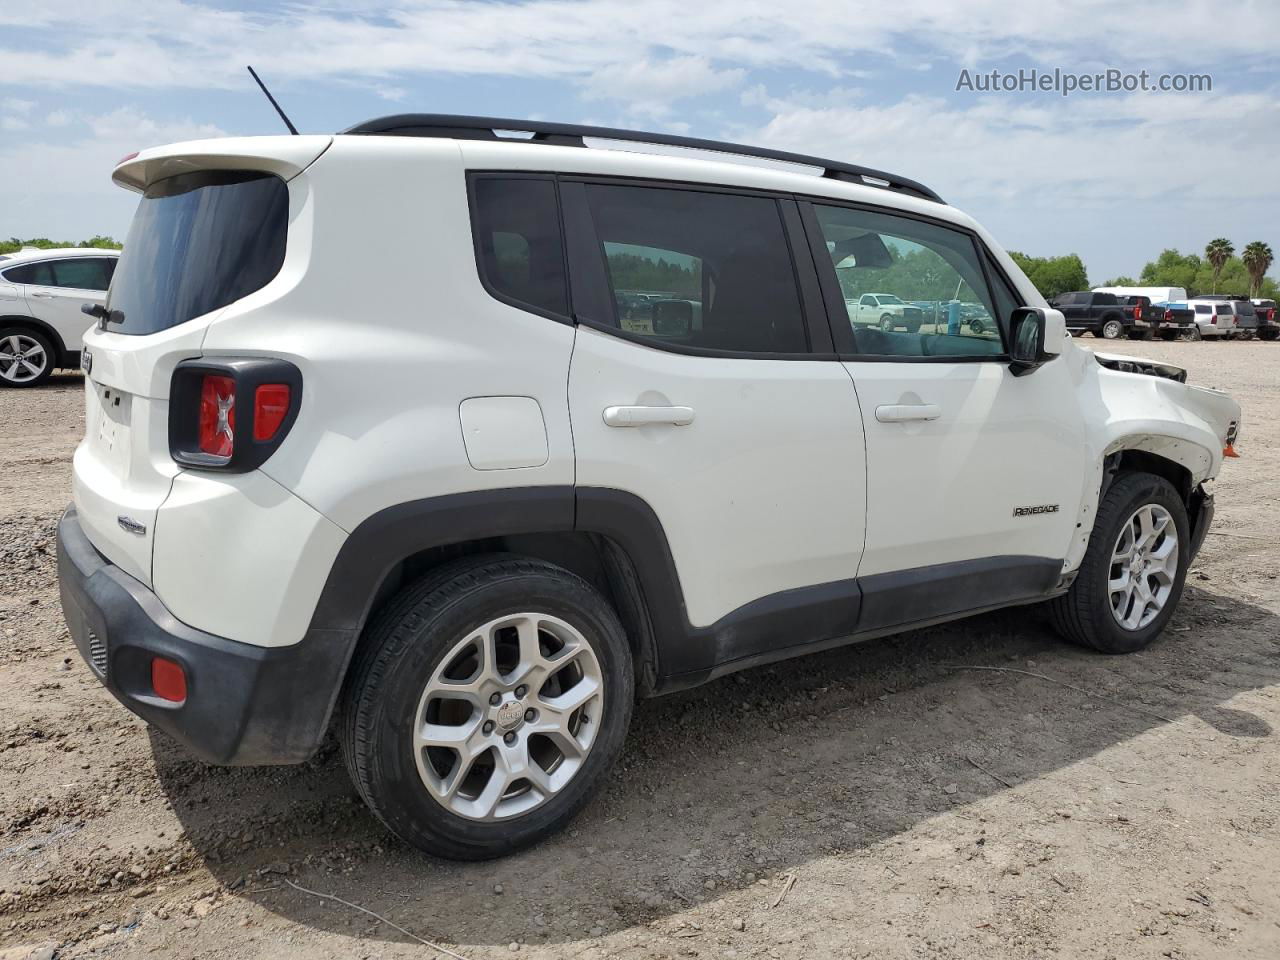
[57,115,1241,860]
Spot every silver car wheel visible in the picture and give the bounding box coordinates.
[1109,503,1179,631]
[0,334,48,384]
[413,612,604,821]
[1101,319,1123,339]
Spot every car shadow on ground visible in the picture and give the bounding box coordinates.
[150,585,1277,948]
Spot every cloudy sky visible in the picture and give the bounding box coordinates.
[2,0,1277,282]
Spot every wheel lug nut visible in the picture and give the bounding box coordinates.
[515,685,528,698]
[482,720,495,735]
[524,708,536,722]
[489,692,501,706]
[503,732,517,745]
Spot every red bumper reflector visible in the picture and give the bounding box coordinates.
[151,656,188,703]
[253,383,291,441]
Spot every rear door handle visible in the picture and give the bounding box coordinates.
[603,405,695,427]
[875,403,941,423]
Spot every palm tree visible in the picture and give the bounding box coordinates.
[1242,242,1274,299]
[1205,238,1234,293]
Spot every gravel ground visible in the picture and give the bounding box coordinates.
[1,341,1278,960]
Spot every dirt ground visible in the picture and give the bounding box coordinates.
[2,338,1277,960]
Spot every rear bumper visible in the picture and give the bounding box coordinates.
[56,506,347,765]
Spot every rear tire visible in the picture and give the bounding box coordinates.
[0,327,56,388]
[1258,328,1279,341]
[1049,472,1189,654]
[1100,319,1124,340]
[340,555,634,860]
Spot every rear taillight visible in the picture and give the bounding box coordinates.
[1133,305,1142,321]
[1164,309,1174,322]
[198,375,236,459]
[170,358,302,472]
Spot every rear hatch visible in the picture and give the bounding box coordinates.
[73,136,329,584]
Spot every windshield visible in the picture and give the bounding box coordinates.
[107,171,288,335]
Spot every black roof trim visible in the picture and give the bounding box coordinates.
[340,114,944,204]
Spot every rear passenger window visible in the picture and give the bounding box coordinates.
[584,184,808,354]
[471,177,568,318]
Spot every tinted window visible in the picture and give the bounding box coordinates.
[812,203,1005,358]
[108,171,288,336]
[1195,304,1211,314]
[585,184,807,354]
[1056,292,1087,305]
[52,257,115,291]
[1092,293,1117,305]
[1236,302,1255,316]
[471,177,568,318]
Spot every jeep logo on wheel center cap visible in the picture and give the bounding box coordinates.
[495,700,524,731]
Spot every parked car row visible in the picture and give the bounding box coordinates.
[1051,288,1278,341]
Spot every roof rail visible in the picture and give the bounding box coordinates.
[340,114,944,204]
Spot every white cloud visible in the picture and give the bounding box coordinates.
[1,0,1274,96]
[581,57,745,116]
[0,108,227,239]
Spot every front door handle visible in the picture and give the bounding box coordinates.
[875,403,941,423]
[30,292,56,299]
[603,405,695,427]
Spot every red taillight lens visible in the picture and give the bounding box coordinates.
[1164,309,1173,322]
[151,656,187,703]
[198,375,236,458]
[1133,305,1142,321]
[253,384,291,441]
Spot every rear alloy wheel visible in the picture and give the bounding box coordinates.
[0,329,54,388]
[340,556,633,860]
[880,315,896,331]
[1100,319,1124,339]
[1049,472,1188,654]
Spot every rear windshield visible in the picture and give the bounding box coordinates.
[107,171,288,335]
[1236,302,1255,315]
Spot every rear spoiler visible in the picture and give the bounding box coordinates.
[112,136,333,193]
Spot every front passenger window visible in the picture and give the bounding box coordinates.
[812,204,1007,358]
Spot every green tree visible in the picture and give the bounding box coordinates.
[1242,242,1275,299]
[1007,251,1089,299]
[0,236,123,254]
[1101,275,1137,286]
[1139,249,1201,294]
[1204,238,1234,293]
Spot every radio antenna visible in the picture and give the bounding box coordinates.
[246,65,299,135]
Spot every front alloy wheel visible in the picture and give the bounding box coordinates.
[880,315,896,331]
[1108,504,1179,631]
[1049,472,1189,654]
[0,330,53,387]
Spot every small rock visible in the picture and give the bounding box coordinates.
[590,926,604,937]
[508,942,520,952]
[493,883,504,895]
[732,918,746,931]
[942,783,959,795]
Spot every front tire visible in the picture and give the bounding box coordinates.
[340,556,634,860]
[880,315,896,331]
[0,328,55,388]
[1049,472,1189,654]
